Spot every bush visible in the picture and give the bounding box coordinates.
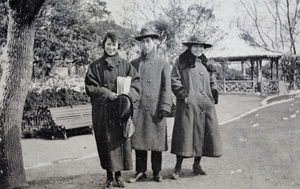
[22,88,90,139]
[280,55,300,89]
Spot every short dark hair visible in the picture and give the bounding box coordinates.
[101,31,122,49]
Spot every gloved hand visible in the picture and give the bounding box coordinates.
[108,92,118,101]
[158,110,169,119]
[211,88,218,104]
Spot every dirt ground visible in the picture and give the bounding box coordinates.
[24,94,300,189]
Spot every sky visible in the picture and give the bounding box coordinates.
[104,0,243,30]
[103,0,300,54]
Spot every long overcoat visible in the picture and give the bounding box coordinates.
[130,50,172,151]
[85,52,140,172]
[171,51,222,157]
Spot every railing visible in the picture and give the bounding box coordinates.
[261,80,279,93]
[216,80,279,94]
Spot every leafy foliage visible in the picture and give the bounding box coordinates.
[214,64,246,80]
[0,2,7,47]
[22,88,90,138]
[280,55,300,89]
[151,1,217,63]
[33,0,131,79]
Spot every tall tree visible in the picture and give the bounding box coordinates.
[33,0,121,79]
[239,0,300,54]
[152,0,216,62]
[0,0,45,188]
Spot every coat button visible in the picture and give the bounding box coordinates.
[200,72,203,75]
[147,79,152,83]
[146,94,151,98]
[134,105,138,109]
[200,91,204,94]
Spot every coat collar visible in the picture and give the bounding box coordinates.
[140,49,156,60]
[178,50,215,72]
[103,52,121,69]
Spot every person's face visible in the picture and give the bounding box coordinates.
[104,37,118,56]
[191,44,205,57]
[140,37,155,54]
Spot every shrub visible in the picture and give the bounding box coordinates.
[22,88,90,139]
[280,55,300,89]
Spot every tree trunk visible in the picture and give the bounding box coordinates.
[0,1,45,188]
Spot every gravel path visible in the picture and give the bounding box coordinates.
[24,94,300,188]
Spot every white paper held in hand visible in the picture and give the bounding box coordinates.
[117,76,131,95]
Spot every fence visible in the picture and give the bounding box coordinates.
[216,80,279,94]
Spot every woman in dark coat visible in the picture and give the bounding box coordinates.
[85,31,140,188]
[170,34,222,180]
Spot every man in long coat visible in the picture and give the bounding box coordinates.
[129,28,172,183]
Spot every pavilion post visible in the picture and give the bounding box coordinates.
[270,59,273,80]
[256,59,263,92]
[276,58,279,79]
[241,60,246,77]
[251,60,254,91]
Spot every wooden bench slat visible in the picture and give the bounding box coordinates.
[54,120,92,125]
[53,115,90,119]
[48,104,93,139]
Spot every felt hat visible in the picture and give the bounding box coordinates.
[182,35,212,48]
[113,94,133,120]
[135,28,159,41]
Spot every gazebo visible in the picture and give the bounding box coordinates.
[206,30,282,94]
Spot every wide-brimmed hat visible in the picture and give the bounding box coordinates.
[182,35,212,48]
[135,28,159,41]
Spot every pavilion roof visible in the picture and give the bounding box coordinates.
[205,30,282,62]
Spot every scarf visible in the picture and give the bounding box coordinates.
[178,49,215,72]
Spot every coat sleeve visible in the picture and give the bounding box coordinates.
[210,72,218,90]
[159,62,172,113]
[171,59,188,99]
[85,64,112,103]
[127,62,141,104]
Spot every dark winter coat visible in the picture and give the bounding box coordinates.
[130,50,172,151]
[171,50,222,157]
[85,52,140,172]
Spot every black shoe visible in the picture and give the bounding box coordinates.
[104,179,113,189]
[153,172,163,182]
[115,177,125,188]
[128,172,147,183]
[193,164,207,175]
[171,167,181,180]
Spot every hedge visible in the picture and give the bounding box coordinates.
[22,88,90,139]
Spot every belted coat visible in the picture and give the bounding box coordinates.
[85,52,140,172]
[171,50,222,157]
[130,50,172,151]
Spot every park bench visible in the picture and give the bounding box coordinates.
[48,104,93,139]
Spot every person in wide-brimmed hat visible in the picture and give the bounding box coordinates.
[170,34,222,180]
[129,28,172,183]
[181,34,213,48]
